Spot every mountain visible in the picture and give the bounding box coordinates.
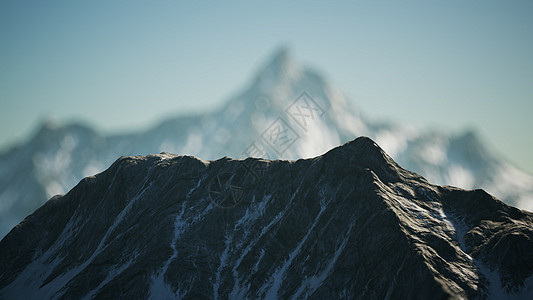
[1,48,532,239]
[1,137,532,299]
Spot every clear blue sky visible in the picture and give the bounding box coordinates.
[1,1,532,173]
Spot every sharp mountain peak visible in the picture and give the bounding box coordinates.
[2,135,532,299]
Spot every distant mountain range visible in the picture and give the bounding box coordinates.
[1,137,532,298]
[0,48,532,239]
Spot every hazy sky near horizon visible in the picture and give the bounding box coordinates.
[1,1,532,173]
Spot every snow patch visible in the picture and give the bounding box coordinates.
[149,177,206,297]
[82,258,134,300]
[262,197,329,298]
[291,221,355,299]
[213,234,232,300]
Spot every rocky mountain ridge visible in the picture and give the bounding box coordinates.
[1,137,532,299]
[0,48,532,240]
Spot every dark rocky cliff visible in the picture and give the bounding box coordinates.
[1,137,532,299]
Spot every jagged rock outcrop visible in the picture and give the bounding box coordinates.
[1,137,532,299]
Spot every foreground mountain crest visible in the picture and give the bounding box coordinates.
[1,137,532,299]
[1,47,533,241]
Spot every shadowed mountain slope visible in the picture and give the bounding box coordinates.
[1,137,532,299]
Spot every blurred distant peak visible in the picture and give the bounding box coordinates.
[36,118,61,133]
[42,117,59,128]
[33,118,97,140]
[456,128,482,143]
[270,46,291,67]
[254,47,302,85]
[450,128,489,154]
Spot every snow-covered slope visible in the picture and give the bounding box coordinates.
[0,48,532,239]
[1,137,532,299]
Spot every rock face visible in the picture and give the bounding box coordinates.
[1,137,532,299]
[1,48,533,240]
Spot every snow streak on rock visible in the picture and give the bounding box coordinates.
[1,137,532,299]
